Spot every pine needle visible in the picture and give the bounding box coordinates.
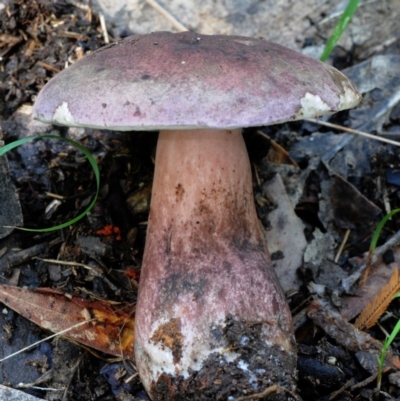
[355,268,400,330]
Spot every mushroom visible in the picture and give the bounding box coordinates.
[33,32,361,400]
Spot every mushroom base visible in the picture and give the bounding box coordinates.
[150,314,297,401]
[135,129,297,400]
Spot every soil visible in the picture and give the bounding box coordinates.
[1,1,400,401]
[149,315,297,401]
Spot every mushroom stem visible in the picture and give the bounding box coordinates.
[135,129,297,399]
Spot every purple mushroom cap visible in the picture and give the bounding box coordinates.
[33,31,360,130]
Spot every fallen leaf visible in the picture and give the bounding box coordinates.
[257,130,298,167]
[263,173,307,292]
[355,267,400,330]
[0,284,135,359]
[320,174,381,231]
[341,246,400,322]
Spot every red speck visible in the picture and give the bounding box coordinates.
[125,267,140,280]
[95,224,122,240]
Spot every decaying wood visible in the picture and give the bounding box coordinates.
[4,243,48,268]
[308,301,400,370]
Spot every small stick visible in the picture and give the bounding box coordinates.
[5,243,48,268]
[334,228,350,263]
[380,177,392,216]
[235,384,300,400]
[0,319,95,362]
[45,192,66,200]
[376,320,390,339]
[34,257,92,270]
[329,378,354,400]
[125,372,139,384]
[145,0,188,32]
[99,14,110,44]
[66,0,89,11]
[304,118,400,147]
[235,385,279,401]
[37,61,60,73]
[58,31,87,39]
[253,163,261,186]
[350,366,391,390]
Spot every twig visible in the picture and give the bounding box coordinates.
[376,320,390,338]
[0,319,95,362]
[350,366,391,391]
[304,118,400,147]
[33,257,92,270]
[18,385,64,391]
[329,378,354,400]
[334,229,350,263]
[253,163,261,186]
[235,384,300,401]
[58,31,87,40]
[145,0,188,32]
[6,243,48,267]
[99,14,109,44]
[235,385,278,401]
[37,61,60,73]
[65,0,89,11]
[45,192,66,200]
[125,372,139,384]
[378,176,391,216]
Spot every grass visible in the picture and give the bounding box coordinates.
[0,135,100,232]
[320,0,361,61]
[368,208,400,265]
[377,298,400,389]
[366,209,400,389]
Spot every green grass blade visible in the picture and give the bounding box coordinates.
[0,135,100,232]
[368,208,400,264]
[320,0,361,61]
[378,317,400,388]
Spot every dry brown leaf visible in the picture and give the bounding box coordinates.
[257,130,298,167]
[0,284,135,359]
[355,267,400,330]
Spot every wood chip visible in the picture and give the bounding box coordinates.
[36,61,60,73]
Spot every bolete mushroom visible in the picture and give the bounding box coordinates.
[33,32,361,400]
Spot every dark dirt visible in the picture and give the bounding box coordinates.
[0,0,105,119]
[150,315,296,401]
[1,1,400,401]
